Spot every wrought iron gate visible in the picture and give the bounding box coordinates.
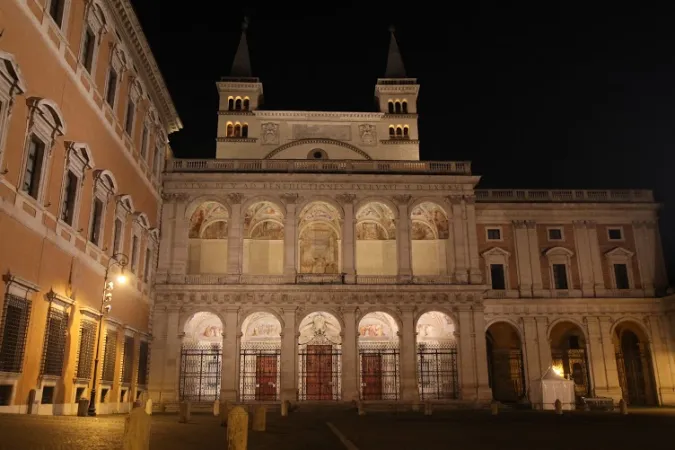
[179,343,222,402]
[298,344,341,401]
[487,348,525,402]
[551,348,590,398]
[616,345,656,405]
[359,343,400,401]
[239,344,280,402]
[417,342,459,400]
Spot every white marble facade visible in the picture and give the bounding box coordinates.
[148,28,675,408]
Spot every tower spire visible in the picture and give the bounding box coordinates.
[384,25,406,78]
[230,17,252,77]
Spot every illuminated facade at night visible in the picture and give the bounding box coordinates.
[0,0,180,414]
[150,27,675,408]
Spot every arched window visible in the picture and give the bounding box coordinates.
[228,97,234,111]
[403,126,409,137]
[396,126,403,137]
[388,101,394,114]
[242,124,249,138]
[395,101,402,114]
[243,97,250,111]
[389,126,395,137]
[402,101,408,113]
[234,123,242,137]
[226,122,233,137]
[235,98,242,111]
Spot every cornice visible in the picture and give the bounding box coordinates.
[254,111,385,120]
[380,139,420,145]
[108,0,182,133]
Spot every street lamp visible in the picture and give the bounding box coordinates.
[87,252,129,416]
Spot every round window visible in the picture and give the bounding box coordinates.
[308,149,327,160]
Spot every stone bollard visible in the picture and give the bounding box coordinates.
[123,406,151,450]
[619,399,628,415]
[227,406,248,450]
[554,399,562,415]
[213,400,220,417]
[144,399,153,416]
[77,398,89,417]
[491,401,499,415]
[281,400,290,417]
[357,401,366,416]
[179,401,191,423]
[252,406,267,431]
[424,402,432,416]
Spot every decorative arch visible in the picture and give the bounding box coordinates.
[355,200,397,240]
[415,306,459,332]
[27,97,67,136]
[179,308,226,336]
[239,309,284,335]
[91,2,108,27]
[0,50,28,95]
[263,138,373,160]
[65,141,95,170]
[148,227,160,243]
[298,308,346,332]
[484,318,523,340]
[93,169,118,194]
[545,246,574,257]
[296,196,345,221]
[241,196,286,218]
[610,317,652,341]
[133,211,150,228]
[547,318,588,341]
[117,194,135,214]
[410,201,450,240]
[409,197,452,218]
[356,307,403,334]
[185,195,231,220]
[354,197,399,220]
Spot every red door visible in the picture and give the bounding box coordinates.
[306,345,333,400]
[361,354,382,400]
[255,355,277,401]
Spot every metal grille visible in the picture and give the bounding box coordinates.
[121,335,134,384]
[417,341,459,400]
[137,341,149,386]
[486,348,525,402]
[102,330,118,382]
[299,344,342,401]
[551,348,590,398]
[41,306,69,376]
[179,342,221,402]
[239,342,280,402]
[0,294,31,373]
[359,342,400,400]
[75,321,97,379]
[616,338,656,405]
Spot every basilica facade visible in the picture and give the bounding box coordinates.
[149,27,675,409]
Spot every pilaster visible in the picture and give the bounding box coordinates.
[525,221,543,293]
[633,221,656,296]
[512,221,533,297]
[520,316,551,393]
[282,194,298,279]
[646,315,675,405]
[226,193,244,275]
[280,307,298,403]
[337,194,356,283]
[220,307,239,402]
[457,302,490,401]
[586,221,605,295]
[449,196,468,283]
[156,195,175,280]
[398,306,419,403]
[394,195,412,278]
[341,307,358,402]
[161,306,181,403]
[464,195,483,284]
[573,221,596,297]
[170,198,190,277]
[594,317,623,401]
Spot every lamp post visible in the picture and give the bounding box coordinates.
[87,252,129,416]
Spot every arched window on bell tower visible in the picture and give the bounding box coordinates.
[389,126,395,137]
[242,123,249,138]
[402,100,408,113]
[395,101,402,114]
[235,98,242,111]
[388,101,394,114]
[234,123,242,137]
[228,97,234,111]
[226,122,234,137]
[243,97,250,111]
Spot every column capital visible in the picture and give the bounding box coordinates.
[335,193,356,205]
[393,194,412,206]
[525,220,537,229]
[512,220,528,229]
[463,194,476,205]
[281,193,299,205]
[226,193,244,205]
[161,193,190,203]
[447,194,463,205]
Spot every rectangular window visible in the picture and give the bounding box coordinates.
[608,228,623,241]
[22,135,45,199]
[131,235,139,273]
[81,26,96,73]
[153,147,162,177]
[486,228,501,241]
[101,330,118,383]
[113,218,123,254]
[105,67,118,107]
[137,341,149,386]
[90,198,104,246]
[548,228,563,241]
[143,247,152,282]
[0,294,32,373]
[614,263,630,289]
[490,264,506,290]
[41,306,68,377]
[125,98,135,135]
[552,264,569,290]
[121,335,134,384]
[76,321,97,379]
[61,170,78,225]
[140,124,149,159]
[48,0,66,28]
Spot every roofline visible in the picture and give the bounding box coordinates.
[109,0,183,133]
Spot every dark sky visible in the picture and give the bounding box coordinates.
[131,2,675,282]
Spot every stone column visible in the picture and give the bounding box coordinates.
[337,194,356,283]
[633,221,656,296]
[646,315,675,405]
[457,304,477,400]
[156,195,175,282]
[449,196,468,283]
[393,195,413,278]
[171,198,190,278]
[161,306,182,402]
[525,221,543,293]
[464,195,483,284]
[148,306,168,403]
[281,194,298,279]
[512,221,533,297]
[573,221,595,297]
[399,306,418,403]
[341,307,359,402]
[220,307,239,402]
[591,317,622,402]
[279,307,297,403]
[520,316,551,395]
[586,221,605,295]
[472,304,492,401]
[226,193,244,276]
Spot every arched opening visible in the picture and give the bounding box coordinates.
[416,311,459,400]
[395,126,403,137]
[410,202,449,275]
[388,126,395,137]
[188,201,228,274]
[179,312,223,402]
[358,312,400,400]
[355,202,397,275]
[242,123,249,138]
[297,202,341,274]
[395,101,402,114]
[388,101,394,114]
[613,322,657,405]
[234,123,242,137]
[402,100,408,113]
[298,312,342,401]
[239,312,282,402]
[550,321,590,401]
[242,201,284,275]
[228,97,234,111]
[226,122,234,137]
[235,98,242,110]
[403,126,409,137]
[243,97,250,111]
[486,322,526,402]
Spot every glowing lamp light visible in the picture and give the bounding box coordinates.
[551,365,564,377]
[116,273,128,285]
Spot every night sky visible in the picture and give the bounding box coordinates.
[131,3,675,282]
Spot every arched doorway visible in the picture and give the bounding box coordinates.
[179,312,223,402]
[242,201,285,275]
[297,202,341,274]
[297,312,342,401]
[355,202,397,275]
[613,322,657,405]
[549,321,590,400]
[358,312,400,400]
[486,322,526,402]
[239,312,282,402]
[187,201,228,274]
[416,311,459,400]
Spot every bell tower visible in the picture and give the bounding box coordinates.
[216,18,263,158]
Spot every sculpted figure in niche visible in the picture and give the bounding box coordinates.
[358,124,377,145]
[261,122,279,145]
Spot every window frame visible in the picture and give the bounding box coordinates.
[481,247,511,291]
[0,52,28,171]
[0,274,38,376]
[547,226,564,242]
[544,246,574,291]
[605,247,635,290]
[485,227,503,242]
[58,142,94,229]
[111,194,134,256]
[46,0,71,32]
[88,170,118,249]
[607,226,624,242]
[78,3,106,76]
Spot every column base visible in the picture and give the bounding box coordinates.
[454,270,468,284]
[343,273,356,284]
[280,388,297,404]
[469,268,483,284]
[659,388,675,406]
[461,385,492,403]
[220,389,237,403]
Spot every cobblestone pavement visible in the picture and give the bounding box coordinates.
[0,408,673,450]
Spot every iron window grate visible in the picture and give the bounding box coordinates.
[137,341,149,386]
[41,306,69,377]
[179,342,222,402]
[121,335,134,384]
[417,342,460,400]
[75,321,97,379]
[239,347,281,402]
[0,294,31,373]
[101,330,118,382]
